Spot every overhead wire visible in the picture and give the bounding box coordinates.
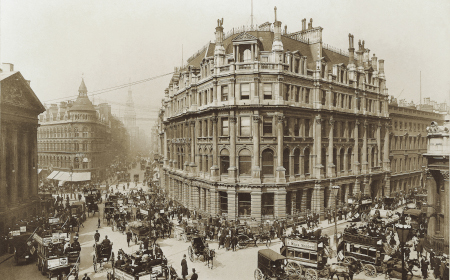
[42,72,174,103]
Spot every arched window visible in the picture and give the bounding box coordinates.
[262,149,274,175]
[220,149,230,175]
[243,48,252,62]
[304,148,310,175]
[283,148,290,176]
[238,149,251,176]
[294,149,300,175]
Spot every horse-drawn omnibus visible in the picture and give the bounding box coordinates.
[338,232,384,278]
[280,237,329,280]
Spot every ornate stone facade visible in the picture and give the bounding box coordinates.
[0,66,45,233]
[423,116,449,254]
[37,79,112,182]
[157,12,391,224]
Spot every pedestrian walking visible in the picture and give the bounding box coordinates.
[421,257,429,279]
[191,268,198,280]
[98,217,101,228]
[94,230,100,243]
[126,230,132,247]
[181,254,188,280]
[82,273,91,280]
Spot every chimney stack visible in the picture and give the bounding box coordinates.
[272,7,283,52]
[302,18,306,31]
[371,54,378,72]
[356,40,364,68]
[363,48,370,68]
[308,18,313,29]
[284,25,287,34]
[348,34,355,66]
[378,59,385,78]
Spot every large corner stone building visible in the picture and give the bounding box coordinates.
[0,63,45,233]
[157,11,393,223]
[37,79,112,183]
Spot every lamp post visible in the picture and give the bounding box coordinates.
[395,223,412,280]
[331,185,340,250]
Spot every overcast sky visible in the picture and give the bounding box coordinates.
[2,0,450,134]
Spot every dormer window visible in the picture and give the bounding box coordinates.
[243,49,252,62]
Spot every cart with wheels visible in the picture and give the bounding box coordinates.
[254,249,295,280]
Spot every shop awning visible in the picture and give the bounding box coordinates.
[47,171,59,180]
[71,172,91,182]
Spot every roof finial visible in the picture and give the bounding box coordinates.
[274,6,277,22]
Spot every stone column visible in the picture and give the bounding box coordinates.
[328,117,335,177]
[251,190,262,225]
[362,120,368,173]
[228,115,237,182]
[11,125,19,205]
[314,115,323,179]
[376,122,381,166]
[229,78,236,105]
[211,115,219,179]
[252,115,261,183]
[22,129,30,200]
[354,120,360,175]
[212,80,218,105]
[276,115,286,183]
[227,190,236,220]
[274,188,287,219]
[313,182,325,220]
[210,188,217,216]
[383,123,390,172]
[195,120,201,173]
[289,154,295,181]
[0,127,7,210]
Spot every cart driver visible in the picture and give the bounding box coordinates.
[102,235,111,248]
[72,236,81,251]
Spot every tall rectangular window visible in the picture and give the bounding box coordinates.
[221,118,229,136]
[263,117,273,136]
[285,85,290,101]
[349,96,352,109]
[240,83,250,100]
[321,90,326,105]
[305,88,310,104]
[263,84,272,100]
[294,119,300,137]
[304,119,310,137]
[221,85,228,101]
[238,193,251,217]
[295,86,300,102]
[240,117,251,136]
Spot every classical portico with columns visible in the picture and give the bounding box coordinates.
[157,9,390,224]
[0,64,46,234]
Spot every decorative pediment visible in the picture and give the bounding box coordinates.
[1,72,45,113]
[232,32,258,42]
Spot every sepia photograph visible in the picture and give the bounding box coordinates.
[0,0,448,279]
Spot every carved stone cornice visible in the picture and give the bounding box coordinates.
[277,115,285,123]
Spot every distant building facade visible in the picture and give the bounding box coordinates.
[0,63,45,233]
[423,117,449,254]
[157,12,391,223]
[388,103,444,195]
[37,79,112,183]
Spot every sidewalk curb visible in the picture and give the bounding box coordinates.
[0,254,13,265]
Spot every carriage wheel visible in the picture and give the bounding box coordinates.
[305,268,318,280]
[343,256,356,265]
[286,261,302,276]
[364,264,377,278]
[254,268,263,280]
[188,246,194,262]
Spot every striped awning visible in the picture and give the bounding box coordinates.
[46,171,59,179]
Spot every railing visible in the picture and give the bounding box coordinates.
[224,25,274,41]
[186,42,210,63]
[322,43,349,57]
[219,65,230,72]
[260,63,277,70]
[237,64,252,70]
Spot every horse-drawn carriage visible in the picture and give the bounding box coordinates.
[254,249,295,280]
[187,236,215,268]
[93,240,113,272]
[115,248,168,279]
[280,237,329,280]
[10,232,36,264]
[338,232,384,278]
[235,225,258,249]
[71,201,86,222]
[85,192,100,217]
[34,231,79,279]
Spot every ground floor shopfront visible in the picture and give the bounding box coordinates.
[0,199,39,235]
[162,168,390,224]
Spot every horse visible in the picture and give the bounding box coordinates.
[383,258,420,279]
[203,248,215,269]
[327,259,362,280]
[257,231,272,247]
